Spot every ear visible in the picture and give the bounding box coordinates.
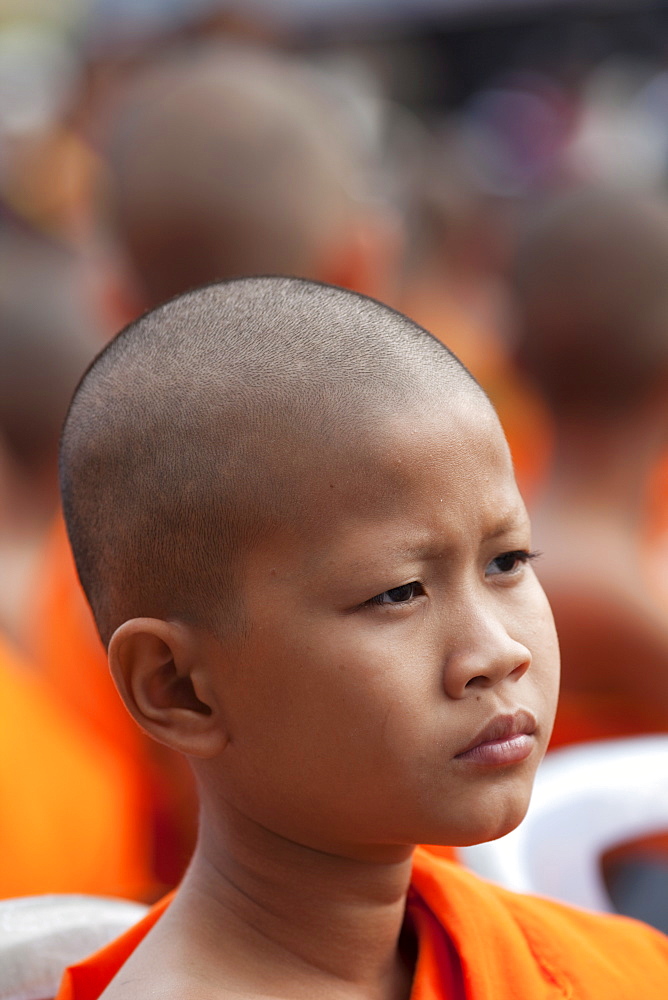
[108,618,228,759]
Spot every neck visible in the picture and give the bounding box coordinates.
[172,797,415,1000]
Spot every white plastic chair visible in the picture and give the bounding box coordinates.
[458,736,668,913]
[0,894,147,1000]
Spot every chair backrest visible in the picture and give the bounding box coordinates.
[0,894,148,1000]
[458,736,668,912]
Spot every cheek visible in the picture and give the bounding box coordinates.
[233,622,427,778]
[219,624,432,844]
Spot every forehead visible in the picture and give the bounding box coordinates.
[294,389,524,544]
[239,390,528,614]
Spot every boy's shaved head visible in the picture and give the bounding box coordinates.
[514,189,668,417]
[61,277,479,645]
[107,44,372,306]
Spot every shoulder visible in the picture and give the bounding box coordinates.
[413,849,668,998]
[496,871,668,964]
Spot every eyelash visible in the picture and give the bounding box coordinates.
[487,549,540,576]
[367,581,425,607]
[366,550,540,608]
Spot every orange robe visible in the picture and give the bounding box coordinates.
[26,514,197,893]
[56,848,668,999]
[29,515,144,755]
[549,689,668,750]
[0,631,150,899]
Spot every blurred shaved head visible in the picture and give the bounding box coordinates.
[0,231,96,479]
[60,277,481,645]
[106,44,373,306]
[514,189,668,418]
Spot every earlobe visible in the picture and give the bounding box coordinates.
[108,618,229,758]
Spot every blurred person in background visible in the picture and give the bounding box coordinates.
[397,131,514,387]
[102,40,400,312]
[0,4,291,903]
[0,224,154,899]
[512,188,668,926]
[396,131,552,499]
[513,188,668,749]
[0,12,192,900]
[0,230,96,647]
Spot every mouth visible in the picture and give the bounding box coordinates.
[454,709,538,766]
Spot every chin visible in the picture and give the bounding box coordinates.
[443,789,532,848]
[479,796,531,845]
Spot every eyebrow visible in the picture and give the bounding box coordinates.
[358,507,530,568]
[481,506,530,544]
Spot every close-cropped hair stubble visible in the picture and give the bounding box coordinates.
[60,277,479,645]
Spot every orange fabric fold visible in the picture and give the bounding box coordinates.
[56,849,668,999]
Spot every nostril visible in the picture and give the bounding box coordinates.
[510,658,531,680]
[464,674,490,689]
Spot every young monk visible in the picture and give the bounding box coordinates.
[57,278,668,999]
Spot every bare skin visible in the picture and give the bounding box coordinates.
[101,395,559,998]
[132,824,415,1000]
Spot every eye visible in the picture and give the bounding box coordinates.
[368,581,425,606]
[486,549,538,577]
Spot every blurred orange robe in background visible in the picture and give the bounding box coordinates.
[26,515,198,896]
[0,630,151,899]
[549,690,668,749]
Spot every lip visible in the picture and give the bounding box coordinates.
[454,710,538,766]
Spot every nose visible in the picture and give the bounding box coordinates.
[441,601,531,700]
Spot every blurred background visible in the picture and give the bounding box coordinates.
[3,0,668,938]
